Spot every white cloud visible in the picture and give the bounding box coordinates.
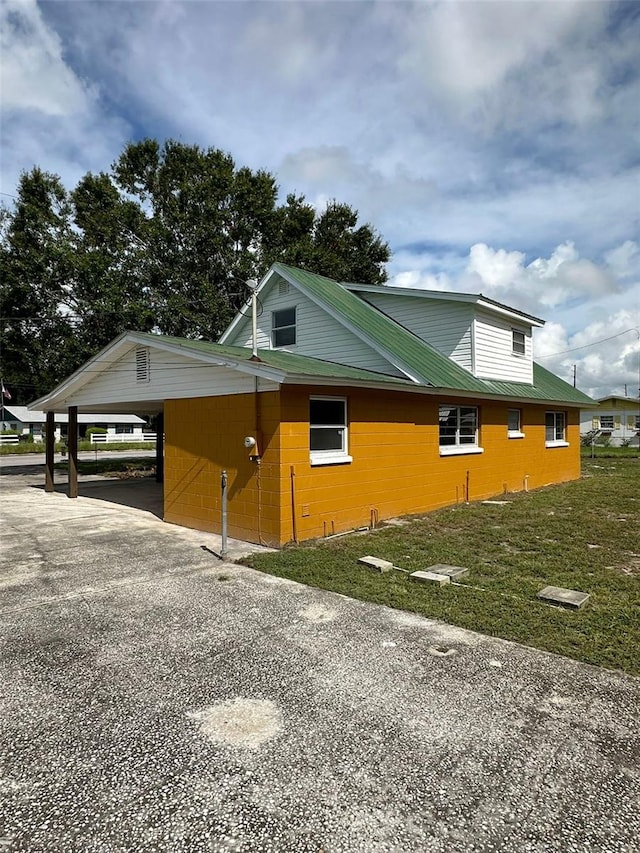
[535,312,640,399]
[467,245,526,290]
[0,0,129,196]
[604,241,640,280]
[0,0,91,115]
[399,1,609,131]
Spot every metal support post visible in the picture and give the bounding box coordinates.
[221,469,228,559]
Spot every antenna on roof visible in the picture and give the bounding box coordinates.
[246,279,259,359]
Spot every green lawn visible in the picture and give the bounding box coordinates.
[243,458,640,676]
[0,441,154,455]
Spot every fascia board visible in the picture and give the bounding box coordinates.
[30,332,135,410]
[476,299,544,328]
[282,375,588,406]
[345,282,544,328]
[218,266,277,344]
[343,282,479,304]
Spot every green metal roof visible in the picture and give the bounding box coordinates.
[271,264,594,406]
[134,263,595,407]
[132,333,411,385]
[272,264,489,391]
[483,363,594,405]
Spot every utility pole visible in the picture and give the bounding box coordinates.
[572,364,576,388]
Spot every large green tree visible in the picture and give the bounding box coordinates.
[0,139,390,400]
[0,169,77,402]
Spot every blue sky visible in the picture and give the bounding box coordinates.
[1,0,639,397]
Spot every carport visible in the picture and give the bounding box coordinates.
[42,405,165,500]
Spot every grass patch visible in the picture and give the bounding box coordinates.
[243,458,640,676]
[55,457,155,477]
[0,441,154,455]
[581,445,639,459]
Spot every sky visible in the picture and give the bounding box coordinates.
[1,0,639,399]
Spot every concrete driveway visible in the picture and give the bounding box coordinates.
[0,466,638,852]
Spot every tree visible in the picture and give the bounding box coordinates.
[1,139,390,398]
[0,169,77,402]
[111,139,280,339]
[68,171,155,352]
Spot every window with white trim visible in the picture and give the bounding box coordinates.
[545,411,568,446]
[599,415,614,430]
[272,307,296,347]
[439,405,482,455]
[636,415,640,430]
[309,397,351,465]
[508,408,524,438]
[512,329,526,356]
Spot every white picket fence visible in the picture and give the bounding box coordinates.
[0,435,19,445]
[90,433,157,444]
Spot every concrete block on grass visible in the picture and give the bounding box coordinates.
[409,571,450,586]
[358,555,394,573]
[427,564,469,580]
[537,585,590,609]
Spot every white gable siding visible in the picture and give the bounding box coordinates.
[473,309,533,383]
[64,346,272,408]
[356,292,474,371]
[227,276,403,377]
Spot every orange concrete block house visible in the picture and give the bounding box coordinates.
[32,263,593,547]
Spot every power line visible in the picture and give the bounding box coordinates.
[536,327,640,359]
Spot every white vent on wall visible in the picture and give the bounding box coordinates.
[278,279,289,295]
[136,347,150,382]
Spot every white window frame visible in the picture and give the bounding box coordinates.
[438,405,483,456]
[309,396,352,466]
[512,329,526,356]
[599,415,614,430]
[272,307,296,348]
[507,408,525,439]
[545,411,569,447]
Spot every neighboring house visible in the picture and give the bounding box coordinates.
[580,396,640,446]
[0,405,146,441]
[31,263,593,547]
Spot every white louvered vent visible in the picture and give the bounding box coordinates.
[278,279,289,295]
[136,347,150,382]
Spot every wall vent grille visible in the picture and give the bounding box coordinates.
[278,279,289,295]
[136,347,150,382]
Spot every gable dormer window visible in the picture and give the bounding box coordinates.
[272,307,296,347]
[512,329,526,356]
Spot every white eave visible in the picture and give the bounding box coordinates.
[344,282,544,328]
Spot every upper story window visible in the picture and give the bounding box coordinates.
[309,397,351,465]
[439,405,483,456]
[272,307,296,347]
[545,411,568,447]
[512,329,526,356]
